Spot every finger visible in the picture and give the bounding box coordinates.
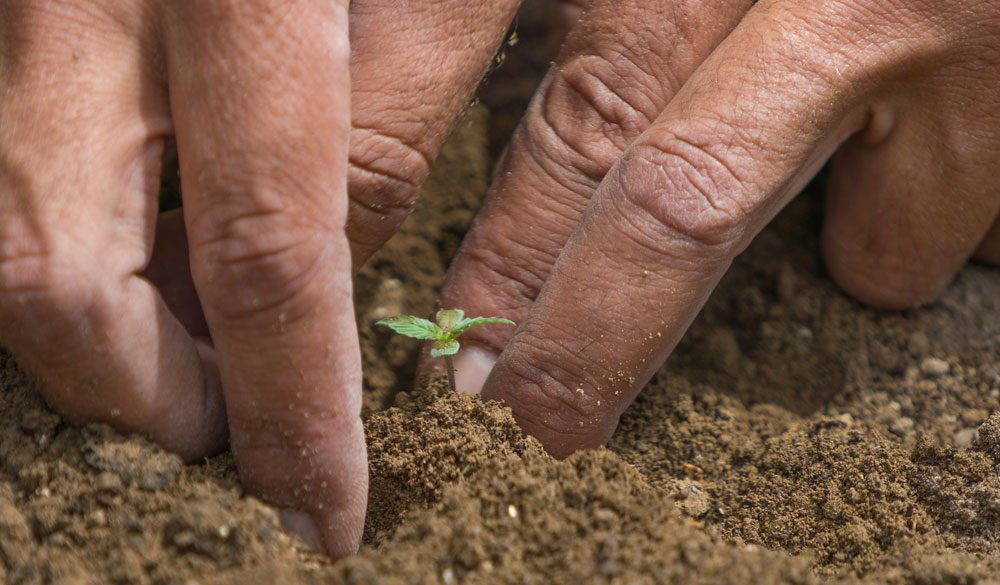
[345,0,521,268]
[138,0,522,317]
[552,0,588,47]
[145,208,209,337]
[973,216,1000,265]
[0,3,227,460]
[481,1,962,456]
[823,81,1000,309]
[163,0,365,557]
[434,0,754,391]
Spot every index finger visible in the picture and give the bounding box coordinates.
[481,1,919,457]
[163,0,365,556]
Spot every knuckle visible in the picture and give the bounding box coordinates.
[190,205,339,321]
[0,223,54,299]
[611,134,748,252]
[529,53,659,182]
[459,228,557,310]
[0,218,88,316]
[349,127,430,196]
[346,126,431,240]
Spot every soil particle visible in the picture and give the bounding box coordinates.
[363,379,529,545]
[610,194,1000,582]
[2,11,1000,582]
[919,358,951,378]
[342,397,838,585]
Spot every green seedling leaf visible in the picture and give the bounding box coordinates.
[431,339,460,357]
[451,317,516,337]
[376,309,516,393]
[435,308,465,332]
[375,315,443,340]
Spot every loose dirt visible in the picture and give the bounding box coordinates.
[1,8,999,584]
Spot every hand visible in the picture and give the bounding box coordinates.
[0,0,517,556]
[436,0,1000,458]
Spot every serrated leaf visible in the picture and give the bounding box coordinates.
[435,308,464,332]
[375,315,443,340]
[451,316,516,337]
[430,338,460,357]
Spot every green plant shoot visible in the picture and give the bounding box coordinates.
[376,309,515,393]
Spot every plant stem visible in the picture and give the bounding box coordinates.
[445,355,457,393]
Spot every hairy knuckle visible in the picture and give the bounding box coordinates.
[612,135,747,251]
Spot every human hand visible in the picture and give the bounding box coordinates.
[436,0,1000,458]
[0,0,516,556]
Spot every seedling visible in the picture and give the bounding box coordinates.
[376,309,515,393]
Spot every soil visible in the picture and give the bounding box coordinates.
[2,6,1000,584]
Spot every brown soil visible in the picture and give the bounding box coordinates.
[2,8,1000,584]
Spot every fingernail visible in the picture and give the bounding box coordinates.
[278,508,323,552]
[453,346,498,395]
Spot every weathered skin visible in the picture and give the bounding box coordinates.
[0,0,519,556]
[434,0,1000,458]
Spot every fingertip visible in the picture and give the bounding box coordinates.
[236,411,368,559]
[822,238,948,311]
[311,442,369,559]
[279,508,324,552]
[315,487,368,559]
[453,345,498,395]
[281,493,366,558]
[482,344,625,459]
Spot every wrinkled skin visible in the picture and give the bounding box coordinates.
[435,0,1000,457]
[2,0,998,558]
[0,0,518,556]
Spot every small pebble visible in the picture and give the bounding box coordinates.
[890,417,915,436]
[955,428,978,449]
[592,508,617,523]
[920,357,950,377]
[88,509,108,527]
[96,472,122,492]
[173,530,196,548]
[672,480,710,518]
